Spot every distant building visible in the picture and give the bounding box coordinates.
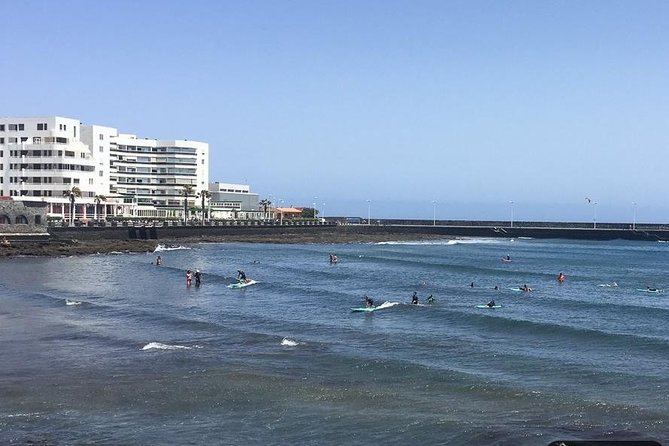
[275,207,303,221]
[208,182,263,220]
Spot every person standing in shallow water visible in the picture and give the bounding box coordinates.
[186,270,193,287]
[155,255,161,266]
[194,270,202,286]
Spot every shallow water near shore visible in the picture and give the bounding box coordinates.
[1,238,668,445]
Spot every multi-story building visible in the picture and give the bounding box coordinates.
[208,182,263,220]
[0,117,98,219]
[0,116,209,221]
[80,129,208,219]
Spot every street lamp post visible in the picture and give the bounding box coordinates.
[322,202,326,221]
[509,201,514,228]
[313,197,317,221]
[432,201,437,226]
[632,202,637,230]
[279,199,284,225]
[593,202,598,229]
[366,200,371,226]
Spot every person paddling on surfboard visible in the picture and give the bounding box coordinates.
[237,270,247,283]
[365,295,374,307]
[411,292,419,305]
[426,294,436,304]
[486,300,496,308]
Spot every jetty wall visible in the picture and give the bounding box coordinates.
[46,222,669,242]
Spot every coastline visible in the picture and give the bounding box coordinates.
[0,231,453,257]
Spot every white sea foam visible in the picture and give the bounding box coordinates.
[65,299,82,306]
[376,240,458,246]
[281,338,299,346]
[142,342,193,351]
[154,244,191,252]
[6,412,41,418]
[375,301,400,310]
[377,238,508,246]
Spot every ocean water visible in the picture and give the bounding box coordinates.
[0,238,668,445]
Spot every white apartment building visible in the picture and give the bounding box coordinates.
[80,129,209,219]
[0,117,99,219]
[0,116,209,221]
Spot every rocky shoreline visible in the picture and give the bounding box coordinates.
[0,231,452,257]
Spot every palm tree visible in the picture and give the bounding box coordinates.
[63,186,82,226]
[259,198,272,220]
[198,189,211,222]
[94,194,107,221]
[182,185,194,223]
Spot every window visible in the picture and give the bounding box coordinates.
[21,137,28,142]
[33,137,41,144]
[0,124,4,131]
[99,171,104,177]
[99,146,104,152]
[99,134,104,141]
[8,124,18,131]
[0,138,4,144]
[89,178,94,185]
[18,124,24,131]
[8,137,17,143]
[37,123,48,130]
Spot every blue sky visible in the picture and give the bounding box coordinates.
[1,0,667,222]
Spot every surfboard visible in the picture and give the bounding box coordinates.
[508,287,532,292]
[227,280,257,289]
[637,288,663,294]
[476,304,502,309]
[351,301,399,312]
[351,307,377,312]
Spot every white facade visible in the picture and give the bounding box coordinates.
[208,182,261,219]
[81,128,209,218]
[0,117,102,219]
[1,116,209,221]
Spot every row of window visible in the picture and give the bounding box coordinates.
[0,124,25,131]
[0,122,51,131]
[115,145,197,154]
[0,136,70,145]
[7,163,95,171]
[5,149,82,157]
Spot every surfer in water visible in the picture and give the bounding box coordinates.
[194,270,202,286]
[426,294,436,304]
[557,272,566,283]
[486,300,496,308]
[365,295,374,307]
[155,255,161,266]
[502,255,512,262]
[521,284,531,292]
[237,270,247,283]
[411,291,419,305]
